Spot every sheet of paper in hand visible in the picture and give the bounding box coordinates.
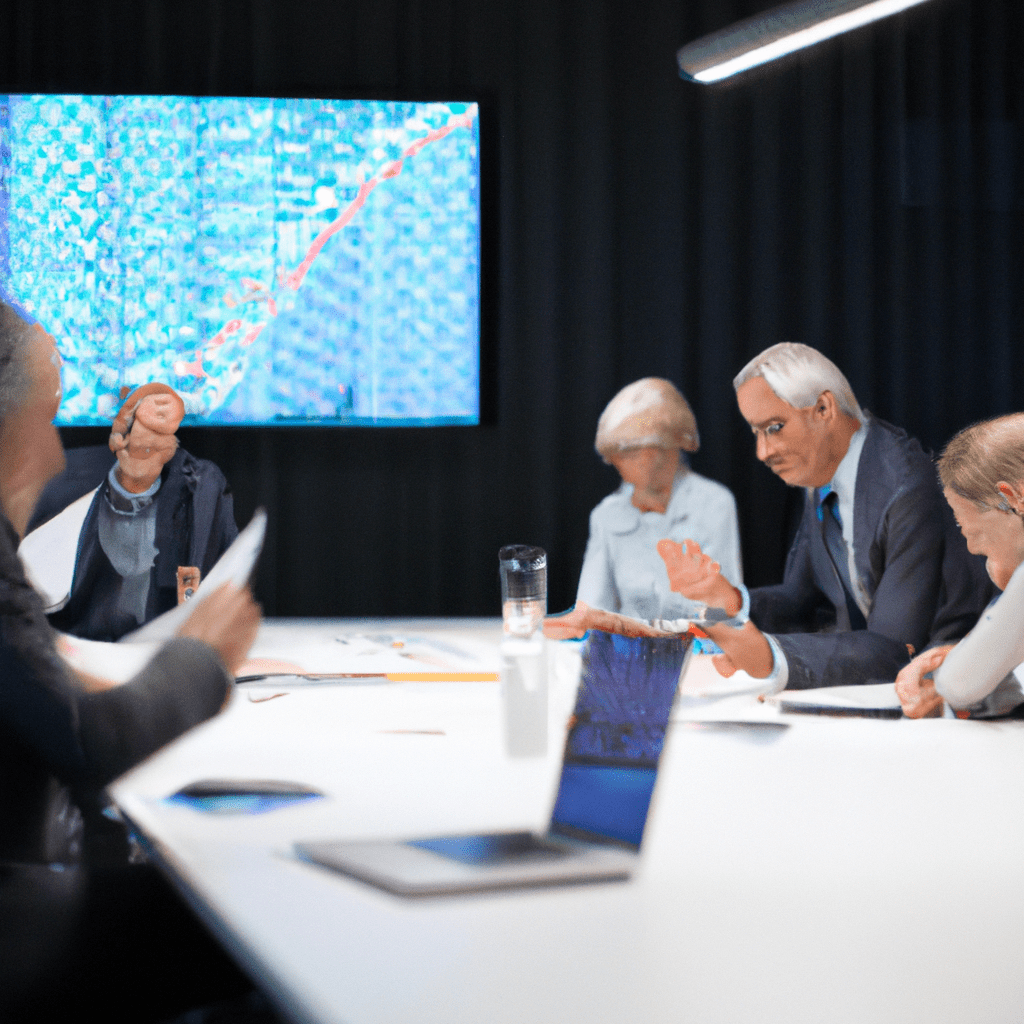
[17,488,100,612]
[121,508,267,643]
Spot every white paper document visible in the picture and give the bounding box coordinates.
[18,487,99,612]
[56,509,266,684]
[122,508,267,643]
[240,626,503,680]
[764,682,902,713]
[57,633,162,684]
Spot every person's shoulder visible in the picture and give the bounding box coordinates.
[857,416,944,528]
[589,485,638,533]
[667,473,738,525]
[682,471,737,507]
[0,511,47,618]
[168,447,230,488]
[860,416,936,490]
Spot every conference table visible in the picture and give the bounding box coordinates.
[110,618,1024,1024]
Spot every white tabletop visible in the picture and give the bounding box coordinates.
[111,619,1024,1024]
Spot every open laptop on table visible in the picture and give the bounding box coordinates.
[295,629,694,896]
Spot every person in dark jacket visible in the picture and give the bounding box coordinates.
[27,383,238,640]
[657,342,994,689]
[0,301,263,1022]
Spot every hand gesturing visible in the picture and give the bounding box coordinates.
[657,539,739,613]
[178,582,262,676]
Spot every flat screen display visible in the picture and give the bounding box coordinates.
[0,94,480,426]
[551,632,692,848]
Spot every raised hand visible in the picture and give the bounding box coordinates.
[657,538,741,614]
[894,644,954,718]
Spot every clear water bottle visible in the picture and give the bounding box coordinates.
[498,545,548,757]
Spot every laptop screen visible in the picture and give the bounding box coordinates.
[550,631,693,849]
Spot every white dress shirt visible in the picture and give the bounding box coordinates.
[758,416,867,692]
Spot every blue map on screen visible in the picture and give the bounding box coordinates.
[0,94,480,426]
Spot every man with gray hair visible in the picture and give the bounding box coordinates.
[658,342,993,689]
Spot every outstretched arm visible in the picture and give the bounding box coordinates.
[657,539,775,679]
[543,600,680,640]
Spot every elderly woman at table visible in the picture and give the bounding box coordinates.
[576,378,742,622]
[896,414,1024,719]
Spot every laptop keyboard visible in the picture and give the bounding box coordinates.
[408,832,570,865]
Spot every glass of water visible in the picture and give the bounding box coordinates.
[498,545,547,637]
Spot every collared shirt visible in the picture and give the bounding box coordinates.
[577,468,743,621]
[106,462,161,512]
[817,418,869,618]
[759,415,868,693]
[97,465,162,626]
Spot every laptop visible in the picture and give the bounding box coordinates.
[294,630,694,896]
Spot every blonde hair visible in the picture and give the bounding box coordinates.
[939,413,1024,511]
[733,342,863,420]
[594,378,699,461]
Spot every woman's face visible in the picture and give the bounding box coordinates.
[609,446,680,514]
[944,487,1024,590]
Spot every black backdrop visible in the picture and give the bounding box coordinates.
[2,0,1021,617]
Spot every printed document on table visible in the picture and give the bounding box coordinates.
[764,682,901,712]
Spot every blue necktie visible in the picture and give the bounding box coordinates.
[819,489,867,631]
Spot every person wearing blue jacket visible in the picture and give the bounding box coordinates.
[28,383,238,641]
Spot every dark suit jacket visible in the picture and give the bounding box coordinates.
[0,512,231,861]
[0,506,232,1014]
[749,417,995,689]
[30,445,238,641]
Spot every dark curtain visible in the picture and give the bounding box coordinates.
[1,0,1021,616]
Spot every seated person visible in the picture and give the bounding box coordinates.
[0,302,261,1019]
[549,344,993,689]
[897,414,1024,719]
[27,383,238,640]
[577,378,742,621]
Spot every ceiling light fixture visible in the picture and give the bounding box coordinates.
[677,0,936,84]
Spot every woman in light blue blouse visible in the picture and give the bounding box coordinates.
[577,378,742,623]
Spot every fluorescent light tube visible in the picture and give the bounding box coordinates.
[677,0,936,83]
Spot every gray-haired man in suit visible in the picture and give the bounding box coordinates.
[658,342,994,690]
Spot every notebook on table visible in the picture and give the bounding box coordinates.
[295,629,694,897]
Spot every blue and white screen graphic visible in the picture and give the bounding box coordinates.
[0,95,480,426]
[550,632,690,848]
